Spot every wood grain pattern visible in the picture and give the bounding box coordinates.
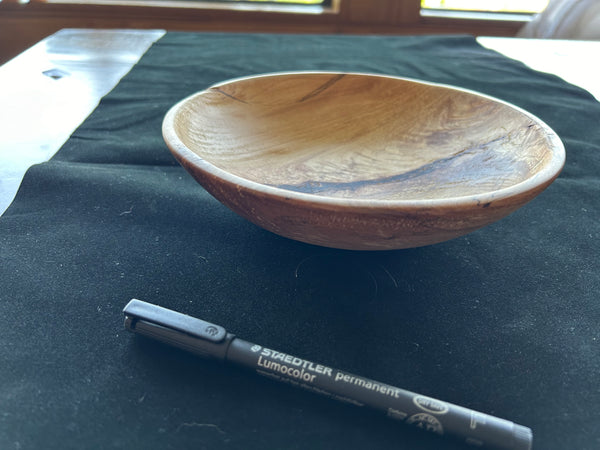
[164,72,565,250]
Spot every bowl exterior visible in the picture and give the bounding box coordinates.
[163,72,565,250]
[173,154,557,250]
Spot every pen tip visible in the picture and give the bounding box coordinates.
[512,424,533,450]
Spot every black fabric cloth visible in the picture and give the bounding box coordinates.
[1,32,599,450]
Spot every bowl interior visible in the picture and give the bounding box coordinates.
[171,73,561,202]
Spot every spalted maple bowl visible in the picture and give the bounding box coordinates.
[163,72,565,250]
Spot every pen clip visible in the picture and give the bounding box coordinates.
[123,299,227,343]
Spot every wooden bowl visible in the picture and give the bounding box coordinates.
[163,72,565,250]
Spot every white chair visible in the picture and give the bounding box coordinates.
[518,0,600,40]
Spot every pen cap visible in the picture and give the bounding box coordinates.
[123,299,234,361]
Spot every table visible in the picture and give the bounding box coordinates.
[0,29,165,215]
[1,30,599,450]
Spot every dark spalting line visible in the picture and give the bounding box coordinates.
[273,135,508,195]
[298,74,346,103]
[211,87,249,104]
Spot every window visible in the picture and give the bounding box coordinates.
[224,0,328,4]
[42,0,335,13]
[421,0,549,21]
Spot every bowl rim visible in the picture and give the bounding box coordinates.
[163,71,565,211]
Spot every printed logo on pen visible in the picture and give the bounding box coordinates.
[205,326,220,337]
[406,413,444,435]
[470,411,487,430]
[413,395,449,415]
[251,345,262,353]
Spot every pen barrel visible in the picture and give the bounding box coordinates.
[226,338,531,450]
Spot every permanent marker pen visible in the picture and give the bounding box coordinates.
[123,299,531,450]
